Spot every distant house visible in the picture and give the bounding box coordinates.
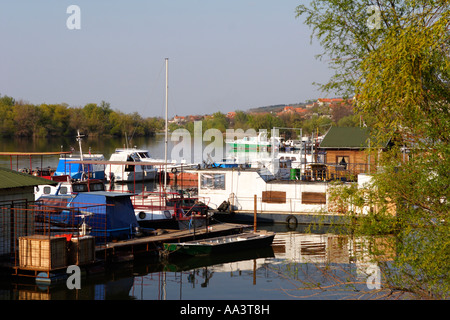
[276,106,309,117]
[282,106,294,113]
[226,112,236,119]
[319,127,390,176]
[188,115,203,121]
[171,115,185,125]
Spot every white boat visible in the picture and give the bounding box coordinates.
[34,179,107,200]
[106,148,158,182]
[184,159,353,226]
[225,131,281,154]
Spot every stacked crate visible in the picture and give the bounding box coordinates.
[68,236,95,265]
[19,235,67,270]
[18,235,96,270]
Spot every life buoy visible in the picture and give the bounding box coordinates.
[286,215,298,228]
[138,212,146,220]
[163,210,172,219]
[171,167,178,174]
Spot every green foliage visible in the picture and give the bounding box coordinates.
[247,113,284,133]
[204,112,229,132]
[297,0,450,299]
[0,95,162,138]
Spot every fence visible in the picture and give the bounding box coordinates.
[286,162,371,182]
[0,200,108,271]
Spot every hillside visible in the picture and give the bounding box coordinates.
[247,103,307,113]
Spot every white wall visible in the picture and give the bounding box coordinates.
[198,169,329,214]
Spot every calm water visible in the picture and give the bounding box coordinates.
[0,135,171,170]
[0,224,386,301]
[0,136,390,301]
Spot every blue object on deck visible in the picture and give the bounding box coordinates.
[53,158,105,180]
[37,191,139,241]
[213,162,239,168]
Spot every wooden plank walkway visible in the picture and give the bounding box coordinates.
[96,222,251,261]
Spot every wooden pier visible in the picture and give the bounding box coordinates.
[8,222,250,283]
[97,222,250,263]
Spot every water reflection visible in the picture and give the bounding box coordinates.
[0,135,169,170]
[0,224,393,300]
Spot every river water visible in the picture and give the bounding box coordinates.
[0,135,392,301]
[0,224,387,301]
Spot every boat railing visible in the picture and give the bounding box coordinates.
[288,162,373,182]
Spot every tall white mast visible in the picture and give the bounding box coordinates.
[76,129,85,178]
[164,58,169,189]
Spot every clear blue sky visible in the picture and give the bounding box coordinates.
[0,0,334,118]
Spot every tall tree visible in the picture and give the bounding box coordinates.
[297,0,450,298]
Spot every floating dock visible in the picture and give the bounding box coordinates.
[9,222,250,283]
[97,222,250,262]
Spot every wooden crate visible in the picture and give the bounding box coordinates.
[19,235,67,270]
[19,291,50,300]
[68,236,95,265]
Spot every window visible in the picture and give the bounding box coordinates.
[336,156,349,169]
[302,192,327,204]
[200,173,225,190]
[262,191,286,204]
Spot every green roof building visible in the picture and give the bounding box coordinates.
[0,167,56,204]
[320,127,388,149]
[319,127,389,176]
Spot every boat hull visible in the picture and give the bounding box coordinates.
[164,231,275,256]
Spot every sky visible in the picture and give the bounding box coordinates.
[0,0,334,118]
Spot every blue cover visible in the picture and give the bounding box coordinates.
[37,192,138,241]
[70,192,138,240]
[54,158,105,179]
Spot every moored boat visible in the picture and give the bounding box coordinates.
[53,154,106,180]
[35,191,140,242]
[163,230,275,256]
[106,148,157,182]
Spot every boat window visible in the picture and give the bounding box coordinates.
[262,191,286,204]
[59,187,68,194]
[125,154,139,171]
[200,173,225,190]
[90,183,105,191]
[302,192,327,205]
[130,153,140,162]
[38,197,68,212]
[43,186,51,194]
[138,152,149,159]
[72,184,88,192]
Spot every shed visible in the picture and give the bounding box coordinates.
[0,167,57,258]
[319,127,389,175]
[0,167,57,204]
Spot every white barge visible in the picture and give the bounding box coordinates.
[189,163,351,226]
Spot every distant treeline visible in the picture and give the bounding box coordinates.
[0,94,165,138]
[171,107,366,139]
[1,93,366,140]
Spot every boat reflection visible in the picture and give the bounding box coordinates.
[1,227,394,300]
[161,246,275,272]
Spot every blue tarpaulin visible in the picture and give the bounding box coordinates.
[37,191,138,241]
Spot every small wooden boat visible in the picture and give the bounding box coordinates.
[163,230,275,256]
